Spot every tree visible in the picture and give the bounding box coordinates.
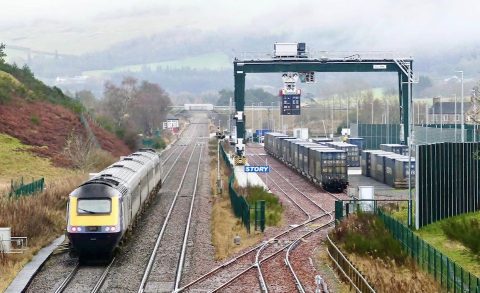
[0,43,6,64]
[131,81,171,135]
[75,90,98,113]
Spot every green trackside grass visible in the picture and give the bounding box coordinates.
[0,133,78,189]
[242,186,283,227]
[416,211,480,277]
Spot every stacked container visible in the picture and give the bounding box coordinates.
[347,137,365,154]
[361,150,386,177]
[384,157,415,188]
[380,144,408,155]
[323,142,360,167]
[311,137,333,145]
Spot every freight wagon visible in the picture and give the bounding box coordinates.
[264,133,348,192]
[323,142,360,167]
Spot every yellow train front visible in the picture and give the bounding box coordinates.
[66,148,162,260]
[67,182,123,259]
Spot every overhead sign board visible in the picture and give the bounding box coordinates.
[281,94,301,115]
[373,64,387,70]
[244,166,270,173]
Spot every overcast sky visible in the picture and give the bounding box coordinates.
[0,0,479,55]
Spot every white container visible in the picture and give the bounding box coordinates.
[358,186,375,212]
[274,43,298,58]
[0,227,11,253]
[293,128,309,140]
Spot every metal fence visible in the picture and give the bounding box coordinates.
[220,143,251,233]
[378,209,480,293]
[416,142,480,228]
[326,234,375,292]
[350,123,402,149]
[413,124,480,145]
[9,177,45,198]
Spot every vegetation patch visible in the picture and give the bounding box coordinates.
[240,186,283,227]
[0,133,77,189]
[209,138,261,259]
[330,213,440,292]
[0,175,85,291]
[332,212,408,264]
[417,211,480,276]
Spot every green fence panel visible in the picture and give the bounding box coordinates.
[220,143,250,233]
[416,142,480,228]
[351,123,402,149]
[378,209,480,292]
[9,177,45,198]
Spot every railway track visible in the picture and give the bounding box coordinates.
[137,125,206,293]
[247,150,338,292]
[177,144,338,292]
[53,257,115,293]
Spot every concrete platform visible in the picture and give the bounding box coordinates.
[6,235,65,293]
[226,152,267,189]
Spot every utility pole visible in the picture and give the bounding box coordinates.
[454,94,457,142]
[347,96,350,128]
[356,97,359,126]
[455,70,465,142]
[371,102,374,124]
[252,103,255,132]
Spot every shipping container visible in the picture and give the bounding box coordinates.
[371,152,405,183]
[311,137,333,145]
[307,146,330,178]
[380,144,408,155]
[361,150,387,177]
[291,142,317,171]
[385,157,415,188]
[282,139,302,163]
[324,142,360,167]
[313,148,348,192]
[347,137,365,154]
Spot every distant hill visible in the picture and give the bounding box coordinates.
[0,63,131,167]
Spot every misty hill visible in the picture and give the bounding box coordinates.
[12,29,480,99]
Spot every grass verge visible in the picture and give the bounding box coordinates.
[330,213,440,292]
[416,211,480,276]
[0,133,77,190]
[0,175,85,291]
[209,138,261,260]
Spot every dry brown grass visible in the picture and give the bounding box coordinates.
[348,254,441,292]
[0,175,86,291]
[208,138,261,260]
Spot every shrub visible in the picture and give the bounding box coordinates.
[441,215,480,255]
[30,115,40,125]
[332,213,408,265]
[152,137,166,150]
[243,186,283,226]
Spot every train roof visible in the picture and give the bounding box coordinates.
[79,149,159,195]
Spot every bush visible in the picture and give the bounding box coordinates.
[243,186,283,226]
[152,137,166,150]
[441,215,480,255]
[30,115,40,125]
[332,213,408,265]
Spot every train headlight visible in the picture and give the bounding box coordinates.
[105,227,110,232]
[71,227,76,232]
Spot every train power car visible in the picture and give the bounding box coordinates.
[66,149,161,259]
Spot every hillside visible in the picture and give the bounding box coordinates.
[0,67,131,168]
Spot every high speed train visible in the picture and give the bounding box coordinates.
[66,148,161,259]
